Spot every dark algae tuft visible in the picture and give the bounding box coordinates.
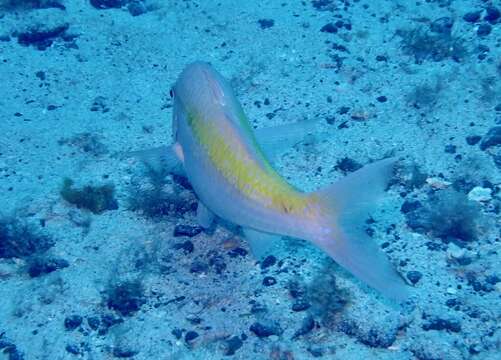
[0,217,54,259]
[106,280,146,317]
[60,178,118,214]
[405,189,482,244]
[398,27,467,64]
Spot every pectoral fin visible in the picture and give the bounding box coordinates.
[243,227,282,260]
[125,145,184,176]
[254,119,325,159]
[196,202,215,228]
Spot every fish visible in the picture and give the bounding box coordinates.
[156,62,408,300]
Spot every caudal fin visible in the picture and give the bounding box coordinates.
[313,158,410,301]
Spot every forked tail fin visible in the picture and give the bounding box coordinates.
[312,158,410,301]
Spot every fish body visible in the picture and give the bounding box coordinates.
[172,62,322,239]
[171,62,408,300]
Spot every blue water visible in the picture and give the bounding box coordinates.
[1,0,500,359]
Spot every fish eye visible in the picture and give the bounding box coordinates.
[169,89,174,98]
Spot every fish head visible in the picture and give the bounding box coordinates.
[172,61,230,125]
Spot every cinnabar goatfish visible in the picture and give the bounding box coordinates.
[162,62,408,300]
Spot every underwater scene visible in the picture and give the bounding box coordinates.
[1,0,500,359]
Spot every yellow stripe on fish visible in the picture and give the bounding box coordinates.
[186,111,319,217]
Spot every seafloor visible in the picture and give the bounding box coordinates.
[0,0,500,359]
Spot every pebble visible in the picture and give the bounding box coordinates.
[463,11,481,23]
[293,315,315,338]
[184,331,199,343]
[320,23,338,33]
[484,6,500,24]
[466,135,481,145]
[447,243,467,260]
[249,321,283,338]
[258,19,274,29]
[422,318,461,333]
[64,315,83,331]
[406,271,422,285]
[28,257,69,277]
[223,336,243,356]
[446,287,457,295]
[227,247,248,258]
[65,344,80,355]
[467,187,492,202]
[495,283,501,293]
[90,0,125,9]
[425,177,451,189]
[17,23,70,50]
[262,276,277,286]
[477,24,492,37]
[87,316,100,330]
[127,1,147,16]
[400,200,421,214]
[173,225,202,237]
[190,260,209,274]
[480,126,501,150]
[292,300,311,312]
[173,240,194,254]
[260,255,277,269]
[430,17,453,34]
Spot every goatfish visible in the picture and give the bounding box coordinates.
[147,62,408,300]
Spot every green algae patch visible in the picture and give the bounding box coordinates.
[60,178,118,214]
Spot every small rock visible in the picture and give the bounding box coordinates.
[189,260,209,274]
[227,247,247,257]
[293,315,315,338]
[447,243,467,260]
[64,315,83,330]
[223,336,243,356]
[208,253,226,274]
[17,23,70,50]
[466,135,481,145]
[28,257,69,277]
[127,1,147,16]
[446,287,457,296]
[477,24,492,37]
[480,127,501,150]
[495,283,501,293]
[463,11,481,23]
[98,314,123,335]
[171,328,183,339]
[406,271,422,285]
[87,316,100,330]
[65,344,80,355]
[90,0,126,9]
[258,19,274,29]
[185,330,199,343]
[250,321,283,338]
[173,225,202,237]
[320,23,338,33]
[400,200,421,214]
[425,177,451,189]
[444,144,456,153]
[335,157,362,173]
[430,17,453,34]
[485,6,500,24]
[260,255,276,269]
[112,348,138,358]
[262,276,277,286]
[467,187,492,202]
[292,300,311,312]
[422,318,461,332]
[173,240,194,254]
